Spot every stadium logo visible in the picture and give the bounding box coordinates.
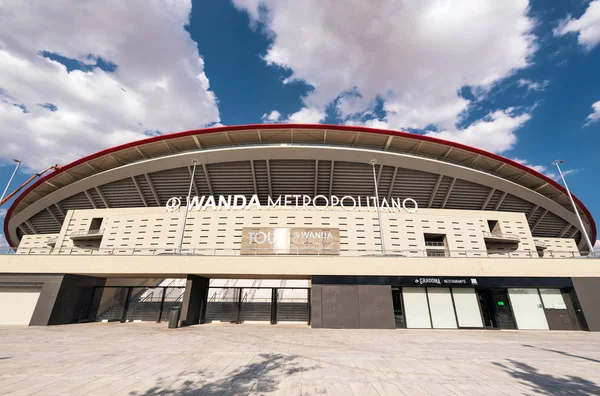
[166,194,418,213]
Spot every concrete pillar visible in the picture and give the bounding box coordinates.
[30,274,106,326]
[572,277,600,331]
[180,275,209,327]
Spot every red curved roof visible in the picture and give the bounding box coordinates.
[4,123,596,247]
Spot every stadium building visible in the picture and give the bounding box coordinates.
[1,124,599,331]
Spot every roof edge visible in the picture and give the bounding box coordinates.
[4,123,596,247]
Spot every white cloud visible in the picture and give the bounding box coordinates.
[554,0,600,51]
[0,0,220,170]
[261,110,282,123]
[285,107,326,124]
[517,79,549,92]
[426,110,531,153]
[511,157,558,180]
[584,100,600,127]
[509,158,581,181]
[233,0,536,151]
[595,240,600,253]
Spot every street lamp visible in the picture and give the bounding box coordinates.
[551,160,595,257]
[0,159,24,205]
[177,159,198,253]
[369,159,386,256]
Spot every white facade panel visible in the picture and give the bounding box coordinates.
[508,288,549,330]
[403,287,432,329]
[452,288,483,328]
[0,287,41,325]
[427,288,458,329]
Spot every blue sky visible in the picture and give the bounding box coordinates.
[0,0,599,247]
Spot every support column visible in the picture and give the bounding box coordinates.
[180,275,210,327]
[572,277,600,331]
[30,274,106,326]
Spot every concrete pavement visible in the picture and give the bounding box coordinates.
[1,323,600,395]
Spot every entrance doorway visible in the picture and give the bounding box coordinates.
[204,287,310,325]
[477,289,516,329]
[391,287,405,328]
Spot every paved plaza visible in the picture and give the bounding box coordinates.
[1,323,600,395]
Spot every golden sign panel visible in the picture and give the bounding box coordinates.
[241,227,339,255]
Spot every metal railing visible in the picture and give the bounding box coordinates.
[534,240,547,248]
[2,246,594,258]
[482,231,521,241]
[424,241,445,247]
[68,229,104,237]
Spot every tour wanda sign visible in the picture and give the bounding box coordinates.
[166,194,418,256]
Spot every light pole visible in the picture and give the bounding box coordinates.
[370,159,386,256]
[177,159,198,253]
[551,160,595,257]
[0,159,23,205]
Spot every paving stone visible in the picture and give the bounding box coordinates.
[0,323,600,395]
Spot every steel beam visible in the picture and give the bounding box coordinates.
[144,174,161,206]
[428,174,444,208]
[527,205,539,222]
[131,176,148,207]
[384,136,393,150]
[46,207,62,227]
[257,130,262,143]
[86,162,98,172]
[578,238,587,252]
[202,164,214,197]
[441,177,456,209]
[412,141,423,153]
[467,155,480,167]
[192,135,202,149]
[17,225,28,237]
[559,224,572,239]
[314,160,319,196]
[45,180,59,189]
[531,209,548,232]
[54,203,65,217]
[514,172,528,183]
[163,141,173,154]
[442,147,453,158]
[25,221,37,234]
[329,161,335,197]
[492,163,505,174]
[494,191,508,211]
[135,147,147,159]
[95,187,110,208]
[250,160,258,196]
[83,190,98,209]
[481,188,495,210]
[535,182,549,192]
[387,167,398,201]
[109,153,121,165]
[570,228,579,239]
[265,160,272,197]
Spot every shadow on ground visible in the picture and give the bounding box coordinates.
[494,359,600,395]
[522,344,600,364]
[129,352,312,395]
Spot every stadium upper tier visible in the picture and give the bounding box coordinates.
[3,124,595,250]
